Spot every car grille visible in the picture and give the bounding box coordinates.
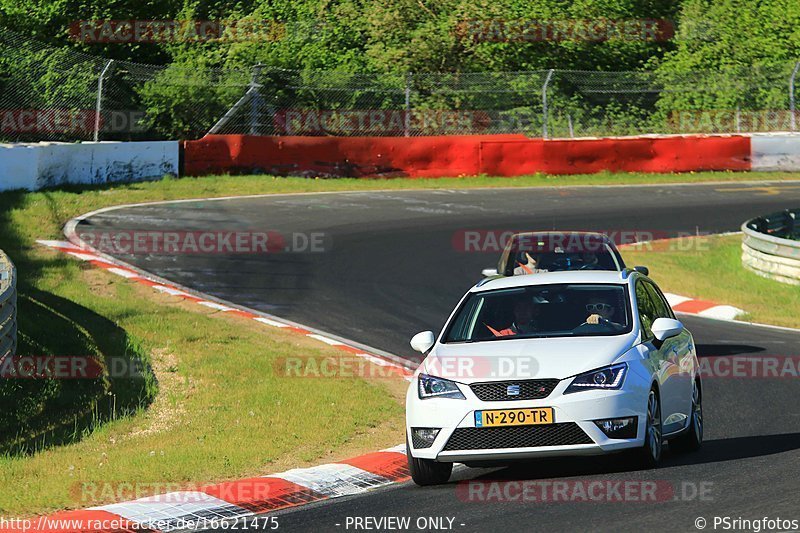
[470,379,559,401]
[442,423,593,451]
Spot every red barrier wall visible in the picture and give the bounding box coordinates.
[183,134,751,178]
[480,135,752,175]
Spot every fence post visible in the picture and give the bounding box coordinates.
[735,105,741,133]
[542,69,555,139]
[250,64,263,135]
[404,72,412,137]
[94,59,114,142]
[791,62,800,132]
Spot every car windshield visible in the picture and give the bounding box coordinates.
[443,284,632,342]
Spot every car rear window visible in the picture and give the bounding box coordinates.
[502,235,623,275]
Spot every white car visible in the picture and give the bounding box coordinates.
[405,269,703,485]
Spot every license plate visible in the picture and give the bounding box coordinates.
[474,407,554,427]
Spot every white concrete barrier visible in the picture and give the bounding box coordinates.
[751,133,800,171]
[0,141,178,191]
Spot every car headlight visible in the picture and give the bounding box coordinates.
[418,374,466,400]
[565,363,627,394]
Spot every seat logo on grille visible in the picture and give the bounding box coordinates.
[506,384,520,396]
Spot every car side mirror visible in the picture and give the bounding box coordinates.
[410,331,436,353]
[651,318,683,342]
[634,266,649,276]
[481,268,499,277]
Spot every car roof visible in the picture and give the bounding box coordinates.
[473,270,635,293]
[509,231,614,244]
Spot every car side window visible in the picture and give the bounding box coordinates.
[646,282,676,319]
[635,280,655,340]
[644,282,672,320]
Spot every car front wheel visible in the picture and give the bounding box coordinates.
[670,379,703,453]
[407,438,453,486]
[632,387,663,468]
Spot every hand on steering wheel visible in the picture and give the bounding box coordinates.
[586,313,604,325]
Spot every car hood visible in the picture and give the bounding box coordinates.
[422,334,636,384]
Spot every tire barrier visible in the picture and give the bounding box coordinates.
[0,250,17,360]
[741,209,800,285]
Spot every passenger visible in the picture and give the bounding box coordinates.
[486,296,544,337]
[514,252,542,275]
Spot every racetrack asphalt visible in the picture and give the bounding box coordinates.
[74,181,800,532]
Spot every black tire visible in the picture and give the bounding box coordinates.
[407,437,453,486]
[670,379,703,453]
[632,387,663,468]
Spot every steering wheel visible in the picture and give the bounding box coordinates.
[573,317,617,332]
[549,257,585,271]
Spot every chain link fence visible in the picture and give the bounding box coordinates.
[0,27,250,142]
[2,26,800,142]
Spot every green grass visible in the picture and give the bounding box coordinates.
[0,183,406,515]
[621,234,800,328]
[1,170,799,514]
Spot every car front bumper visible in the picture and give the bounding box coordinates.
[406,377,649,462]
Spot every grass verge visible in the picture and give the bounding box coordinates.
[621,234,800,328]
[0,184,406,515]
[1,170,798,514]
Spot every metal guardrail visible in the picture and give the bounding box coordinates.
[0,250,17,361]
[741,209,800,285]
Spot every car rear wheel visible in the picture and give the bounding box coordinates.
[407,437,453,486]
[670,379,703,453]
[632,387,662,468]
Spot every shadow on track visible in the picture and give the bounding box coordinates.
[695,344,765,357]
[452,432,800,483]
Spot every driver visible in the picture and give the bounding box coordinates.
[580,252,599,269]
[585,296,623,328]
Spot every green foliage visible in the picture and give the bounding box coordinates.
[0,0,798,139]
[651,0,800,112]
[0,0,682,72]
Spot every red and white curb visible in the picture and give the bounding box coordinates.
[17,239,416,532]
[35,239,414,381]
[663,292,745,321]
[3,445,409,532]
